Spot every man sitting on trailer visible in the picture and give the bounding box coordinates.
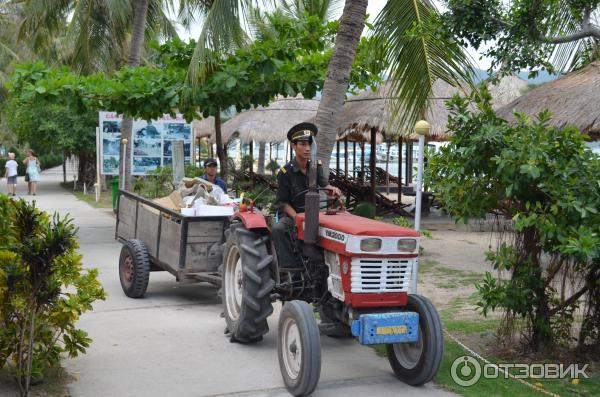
[272,122,340,267]
[201,157,227,193]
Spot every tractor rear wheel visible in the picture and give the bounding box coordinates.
[278,300,321,396]
[386,294,443,385]
[221,223,274,343]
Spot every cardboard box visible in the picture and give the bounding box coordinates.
[143,191,185,215]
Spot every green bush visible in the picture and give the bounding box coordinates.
[427,85,600,353]
[38,153,63,170]
[353,202,376,219]
[0,197,106,395]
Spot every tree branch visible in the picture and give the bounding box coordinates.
[549,285,589,316]
[541,7,600,43]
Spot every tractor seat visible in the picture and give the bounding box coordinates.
[296,212,419,238]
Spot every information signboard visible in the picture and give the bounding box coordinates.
[99,112,193,175]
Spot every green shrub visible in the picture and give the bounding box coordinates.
[0,197,106,395]
[353,202,376,219]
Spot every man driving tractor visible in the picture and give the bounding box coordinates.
[271,122,341,268]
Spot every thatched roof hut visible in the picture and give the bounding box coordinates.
[337,80,469,140]
[497,62,600,138]
[220,96,319,143]
[193,117,215,140]
[338,76,528,141]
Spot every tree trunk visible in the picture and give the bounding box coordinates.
[214,111,227,177]
[120,0,149,191]
[315,0,368,177]
[78,150,97,188]
[257,142,266,174]
[62,151,67,183]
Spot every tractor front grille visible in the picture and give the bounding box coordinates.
[350,258,414,293]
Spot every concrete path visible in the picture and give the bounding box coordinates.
[11,167,458,397]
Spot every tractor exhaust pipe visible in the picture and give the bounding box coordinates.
[303,139,320,257]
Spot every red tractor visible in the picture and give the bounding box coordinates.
[221,187,443,396]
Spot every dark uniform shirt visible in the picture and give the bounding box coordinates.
[276,157,328,213]
[201,174,227,193]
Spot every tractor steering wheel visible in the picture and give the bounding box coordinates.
[292,188,345,213]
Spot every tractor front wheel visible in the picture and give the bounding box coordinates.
[278,300,321,396]
[386,294,443,386]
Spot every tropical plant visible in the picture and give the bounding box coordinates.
[427,86,600,353]
[441,0,600,75]
[0,197,106,396]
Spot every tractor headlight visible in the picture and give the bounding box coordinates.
[360,238,382,252]
[397,239,417,253]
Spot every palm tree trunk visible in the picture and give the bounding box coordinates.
[257,142,266,174]
[214,111,227,177]
[120,0,149,191]
[315,0,368,177]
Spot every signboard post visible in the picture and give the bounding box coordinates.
[172,140,185,184]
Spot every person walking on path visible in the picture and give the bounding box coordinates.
[4,152,18,196]
[23,149,41,195]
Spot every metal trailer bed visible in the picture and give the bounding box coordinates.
[115,190,229,289]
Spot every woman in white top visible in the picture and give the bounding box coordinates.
[23,149,41,195]
[4,152,18,196]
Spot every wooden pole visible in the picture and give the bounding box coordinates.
[398,135,402,203]
[336,140,340,174]
[370,127,377,204]
[344,138,349,177]
[360,141,365,185]
[352,141,357,178]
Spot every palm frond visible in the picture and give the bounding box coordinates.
[186,0,253,87]
[279,0,342,21]
[373,0,475,134]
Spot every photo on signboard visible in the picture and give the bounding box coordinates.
[134,138,162,157]
[133,157,161,173]
[134,123,161,139]
[163,140,190,157]
[165,123,190,140]
[102,121,121,137]
[103,138,120,156]
[103,156,119,174]
[163,140,174,157]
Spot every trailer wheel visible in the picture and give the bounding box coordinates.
[119,239,150,298]
[386,294,443,385]
[278,300,321,397]
[222,223,274,343]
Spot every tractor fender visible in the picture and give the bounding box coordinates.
[233,211,270,232]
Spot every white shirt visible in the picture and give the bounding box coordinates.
[5,160,18,177]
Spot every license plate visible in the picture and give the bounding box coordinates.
[351,312,418,345]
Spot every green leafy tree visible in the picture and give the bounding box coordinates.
[442,0,600,75]
[0,197,106,396]
[3,91,98,184]
[427,86,600,353]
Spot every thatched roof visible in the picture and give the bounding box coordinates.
[220,96,319,143]
[497,62,600,138]
[338,75,528,140]
[194,117,215,140]
[338,80,468,139]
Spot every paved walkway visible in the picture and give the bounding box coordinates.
[4,167,459,397]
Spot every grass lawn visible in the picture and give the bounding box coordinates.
[60,182,113,209]
[369,257,599,397]
[0,365,72,397]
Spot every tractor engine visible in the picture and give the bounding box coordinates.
[295,212,420,324]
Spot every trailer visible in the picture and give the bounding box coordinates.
[115,190,229,298]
